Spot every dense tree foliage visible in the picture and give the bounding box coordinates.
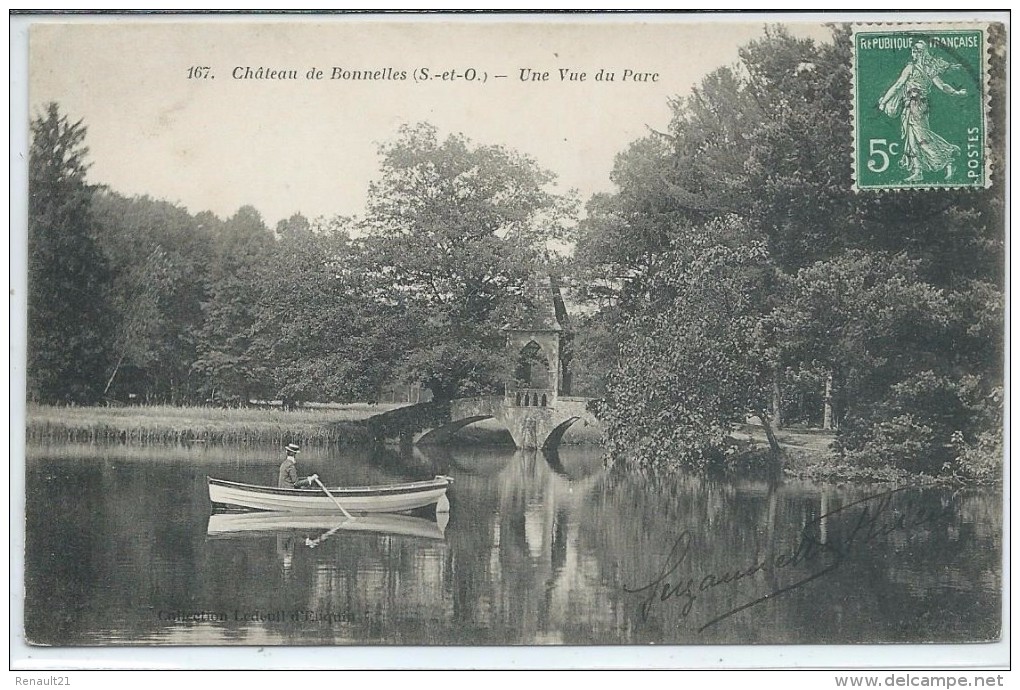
[360,123,574,400]
[575,26,1004,478]
[245,216,410,404]
[592,216,779,467]
[28,115,571,408]
[91,192,211,402]
[190,206,277,402]
[28,104,115,403]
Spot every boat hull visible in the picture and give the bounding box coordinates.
[207,476,452,514]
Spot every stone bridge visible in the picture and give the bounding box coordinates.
[364,276,601,450]
[364,394,599,451]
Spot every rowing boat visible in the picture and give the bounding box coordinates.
[207,475,453,514]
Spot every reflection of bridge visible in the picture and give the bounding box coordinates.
[365,394,599,451]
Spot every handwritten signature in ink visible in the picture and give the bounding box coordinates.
[622,487,953,631]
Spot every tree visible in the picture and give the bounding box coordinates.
[275,213,312,240]
[593,217,779,468]
[91,192,213,402]
[362,123,574,400]
[568,307,627,398]
[27,103,114,403]
[100,246,172,396]
[246,216,408,404]
[191,206,275,402]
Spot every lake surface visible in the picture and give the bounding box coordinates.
[23,442,1002,646]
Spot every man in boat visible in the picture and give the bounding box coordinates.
[278,443,316,489]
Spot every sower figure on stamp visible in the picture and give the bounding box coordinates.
[878,39,968,183]
[278,443,316,488]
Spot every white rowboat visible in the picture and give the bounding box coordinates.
[207,475,453,514]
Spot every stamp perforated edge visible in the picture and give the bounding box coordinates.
[850,22,994,192]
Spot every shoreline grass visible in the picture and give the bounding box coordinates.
[733,423,905,483]
[24,403,404,447]
[735,423,999,485]
[24,402,604,448]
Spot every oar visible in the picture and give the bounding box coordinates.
[310,474,354,520]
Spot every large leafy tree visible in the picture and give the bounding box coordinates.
[772,251,965,473]
[91,192,213,402]
[191,206,276,402]
[362,123,574,400]
[27,104,114,403]
[245,215,408,403]
[594,217,779,468]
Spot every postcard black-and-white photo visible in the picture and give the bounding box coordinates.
[13,11,1007,666]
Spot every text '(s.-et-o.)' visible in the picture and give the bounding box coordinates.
[186,65,662,84]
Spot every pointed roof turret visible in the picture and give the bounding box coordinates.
[505,276,570,332]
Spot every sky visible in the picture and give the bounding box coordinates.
[27,16,834,229]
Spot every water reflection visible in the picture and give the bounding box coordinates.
[207,512,448,542]
[23,442,1001,646]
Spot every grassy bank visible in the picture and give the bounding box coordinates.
[734,423,898,483]
[24,403,404,447]
[736,423,993,485]
[25,402,604,448]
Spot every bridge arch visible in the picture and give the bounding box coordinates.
[414,415,497,445]
[540,416,581,450]
[365,396,598,452]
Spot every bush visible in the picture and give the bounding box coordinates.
[947,388,1003,482]
[839,373,1002,480]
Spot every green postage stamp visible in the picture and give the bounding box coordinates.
[853,25,989,190]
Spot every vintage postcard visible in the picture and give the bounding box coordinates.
[12,11,1007,669]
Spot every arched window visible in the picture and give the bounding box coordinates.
[515,340,551,390]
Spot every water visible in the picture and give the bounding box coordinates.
[23,442,1002,646]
